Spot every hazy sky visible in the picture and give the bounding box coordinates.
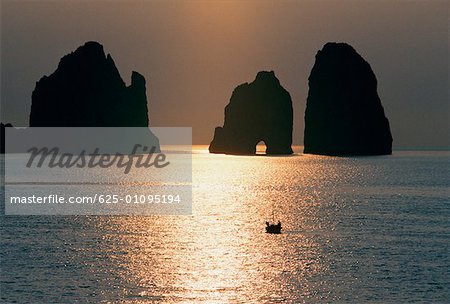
[1,0,448,147]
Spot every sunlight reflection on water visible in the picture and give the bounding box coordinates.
[1,149,449,303]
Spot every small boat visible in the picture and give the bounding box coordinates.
[265,221,282,234]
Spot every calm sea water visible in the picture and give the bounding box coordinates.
[1,148,449,303]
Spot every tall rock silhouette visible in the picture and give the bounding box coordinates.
[304,42,392,155]
[30,41,150,128]
[209,71,293,155]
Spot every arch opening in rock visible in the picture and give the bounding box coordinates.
[255,140,267,155]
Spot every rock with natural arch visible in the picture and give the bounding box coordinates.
[209,71,293,155]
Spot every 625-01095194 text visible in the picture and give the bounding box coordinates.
[9,194,182,204]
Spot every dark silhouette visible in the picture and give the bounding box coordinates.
[209,71,293,155]
[30,41,149,127]
[265,221,282,234]
[304,42,392,156]
[29,41,159,150]
[0,123,13,154]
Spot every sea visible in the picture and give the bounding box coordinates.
[1,147,449,303]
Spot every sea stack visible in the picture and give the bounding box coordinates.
[0,123,13,154]
[30,41,150,128]
[209,71,293,155]
[304,42,392,155]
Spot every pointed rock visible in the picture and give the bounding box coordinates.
[304,42,392,155]
[29,41,150,128]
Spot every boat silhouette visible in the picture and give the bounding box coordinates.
[265,221,282,234]
[265,209,282,234]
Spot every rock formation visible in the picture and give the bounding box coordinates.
[0,123,13,154]
[30,41,151,127]
[209,71,293,155]
[29,41,159,150]
[304,42,392,155]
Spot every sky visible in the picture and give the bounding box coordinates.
[1,0,449,147]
